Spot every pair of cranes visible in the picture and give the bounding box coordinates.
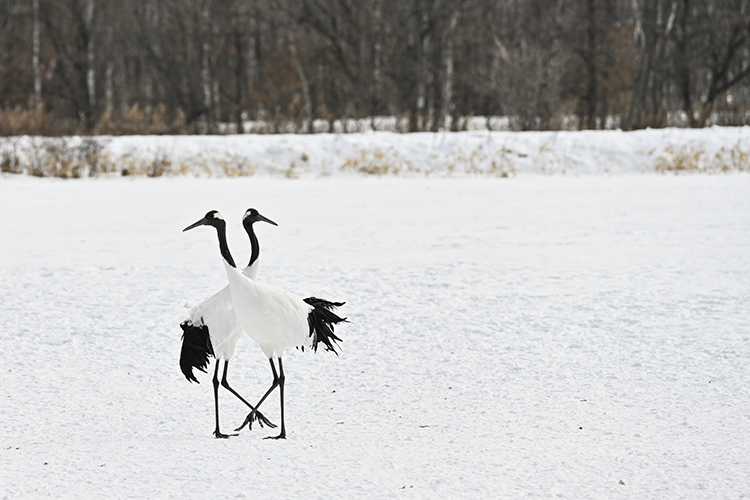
[179,208,346,439]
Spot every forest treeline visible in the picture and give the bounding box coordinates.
[1,0,750,135]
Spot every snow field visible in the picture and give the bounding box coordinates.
[1,174,749,499]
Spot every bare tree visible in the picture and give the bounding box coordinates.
[3,0,750,135]
[673,0,750,126]
[85,0,95,114]
[625,0,675,128]
[32,0,41,109]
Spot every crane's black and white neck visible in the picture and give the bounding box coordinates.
[183,210,237,269]
[242,208,278,281]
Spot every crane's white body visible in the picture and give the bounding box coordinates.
[186,260,259,360]
[223,260,313,359]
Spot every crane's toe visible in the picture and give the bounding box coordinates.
[255,412,277,429]
[263,432,286,440]
[213,430,239,439]
[235,410,277,432]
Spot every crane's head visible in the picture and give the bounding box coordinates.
[242,208,278,228]
[183,210,225,232]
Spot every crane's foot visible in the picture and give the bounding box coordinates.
[213,430,239,439]
[263,431,286,440]
[254,410,277,429]
[235,410,277,432]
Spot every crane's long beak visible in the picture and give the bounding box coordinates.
[258,214,278,227]
[183,217,208,232]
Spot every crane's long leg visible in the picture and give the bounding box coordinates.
[220,360,276,429]
[235,357,286,438]
[212,361,238,439]
[265,357,286,440]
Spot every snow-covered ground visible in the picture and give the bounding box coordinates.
[3,126,750,177]
[1,171,750,498]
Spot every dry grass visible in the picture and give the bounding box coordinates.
[0,138,264,178]
[341,148,414,175]
[1,138,174,178]
[0,102,194,136]
[534,141,576,175]
[118,151,177,177]
[190,151,259,177]
[0,138,118,178]
[654,141,750,174]
[712,140,750,172]
[485,148,517,177]
[340,145,515,177]
[0,102,50,136]
[95,104,189,135]
[654,144,705,173]
[117,150,260,178]
[446,148,516,177]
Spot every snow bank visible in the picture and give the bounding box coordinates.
[2,126,750,177]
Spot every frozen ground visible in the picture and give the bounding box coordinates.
[1,174,749,499]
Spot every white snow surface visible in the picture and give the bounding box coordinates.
[1,171,750,498]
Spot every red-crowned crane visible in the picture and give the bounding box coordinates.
[183,210,346,439]
[179,208,278,438]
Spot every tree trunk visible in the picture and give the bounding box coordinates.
[247,10,260,120]
[674,0,696,127]
[584,0,597,129]
[212,79,221,125]
[234,27,244,134]
[289,39,312,132]
[440,9,458,131]
[104,26,113,112]
[33,0,42,110]
[372,0,383,115]
[86,0,96,118]
[625,0,674,130]
[415,4,432,131]
[201,0,214,133]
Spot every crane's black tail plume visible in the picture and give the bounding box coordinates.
[304,297,346,355]
[179,320,215,383]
